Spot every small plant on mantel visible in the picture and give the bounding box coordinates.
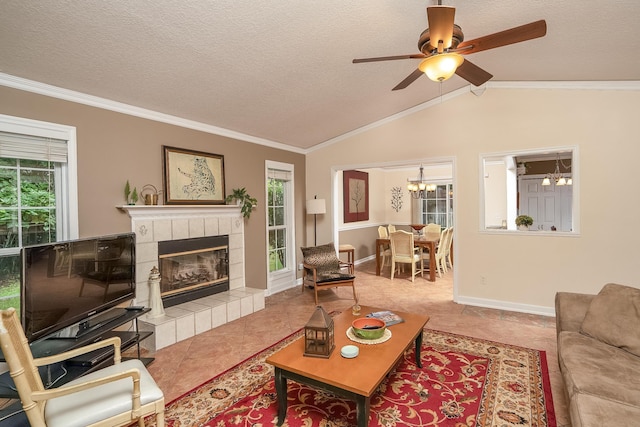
[124,180,139,205]
[226,187,257,219]
[515,215,534,228]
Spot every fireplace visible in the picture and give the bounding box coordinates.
[119,204,265,352]
[158,235,230,308]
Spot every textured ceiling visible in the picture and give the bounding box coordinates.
[1,1,639,150]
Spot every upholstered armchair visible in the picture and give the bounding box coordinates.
[300,243,357,304]
[0,308,165,427]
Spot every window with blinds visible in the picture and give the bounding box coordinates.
[0,131,68,163]
[0,131,69,249]
[0,115,77,316]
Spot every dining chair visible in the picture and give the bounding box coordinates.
[424,223,441,235]
[0,308,165,427]
[444,227,453,269]
[389,230,423,282]
[377,226,392,270]
[387,224,396,233]
[420,227,450,278]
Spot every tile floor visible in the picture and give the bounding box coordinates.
[145,259,570,426]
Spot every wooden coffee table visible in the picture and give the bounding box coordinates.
[266,306,429,427]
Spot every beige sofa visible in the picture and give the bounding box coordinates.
[555,283,640,427]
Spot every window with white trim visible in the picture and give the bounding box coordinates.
[418,183,454,229]
[0,115,78,313]
[267,169,291,273]
[265,161,296,294]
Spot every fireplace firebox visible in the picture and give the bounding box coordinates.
[158,235,230,308]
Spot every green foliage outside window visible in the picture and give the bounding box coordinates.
[0,159,58,314]
[268,179,287,273]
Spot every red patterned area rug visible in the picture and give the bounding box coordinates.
[151,329,555,427]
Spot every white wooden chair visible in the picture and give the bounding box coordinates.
[420,227,451,278]
[377,225,392,269]
[444,227,453,269]
[424,223,441,235]
[389,230,423,282]
[0,308,165,427]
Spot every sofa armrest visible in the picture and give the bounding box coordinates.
[555,292,595,336]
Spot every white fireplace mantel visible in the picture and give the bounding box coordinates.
[117,204,241,221]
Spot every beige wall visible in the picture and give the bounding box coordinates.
[309,88,640,314]
[484,161,508,228]
[0,86,306,290]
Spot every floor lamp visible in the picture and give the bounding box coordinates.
[306,196,326,246]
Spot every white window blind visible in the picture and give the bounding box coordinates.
[268,168,292,181]
[0,131,68,163]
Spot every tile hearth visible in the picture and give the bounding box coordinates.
[139,287,265,352]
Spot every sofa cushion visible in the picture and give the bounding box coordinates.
[580,283,640,357]
[558,331,640,406]
[315,272,355,284]
[569,392,640,427]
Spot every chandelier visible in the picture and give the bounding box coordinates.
[542,155,572,186]
[407,165,436,199]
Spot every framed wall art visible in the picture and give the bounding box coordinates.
[343,170,369,222]
[162,146,226,204]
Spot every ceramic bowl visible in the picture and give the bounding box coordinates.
[340,345,359,358]
[351,317,386,340]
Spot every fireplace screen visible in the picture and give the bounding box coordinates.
[158,235,229,306]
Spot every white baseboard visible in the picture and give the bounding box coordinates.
[266,280,300,296]
[455,295,556,317]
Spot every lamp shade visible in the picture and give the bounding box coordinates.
[419,53,464,82]
[306,198,326,215]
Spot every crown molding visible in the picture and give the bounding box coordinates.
[2,73,638,155]
[0,73,305,155]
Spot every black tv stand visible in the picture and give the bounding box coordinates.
[0,308,153,426]
[78,308,125,337]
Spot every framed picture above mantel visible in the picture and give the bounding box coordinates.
[343,170,369,223]
[163,146,226,205]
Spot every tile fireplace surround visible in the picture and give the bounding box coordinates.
[118,205,265,352]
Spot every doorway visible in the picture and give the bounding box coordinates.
[330,158,457,300]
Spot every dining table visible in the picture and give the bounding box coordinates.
[375,232,440,282]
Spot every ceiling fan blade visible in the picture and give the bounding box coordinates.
[426,6,456,50]
[392,68,424,91]
[353,53,426,63]
[455,20,547,55]
[455,59,493,86]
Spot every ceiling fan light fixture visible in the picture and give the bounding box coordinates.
[419,53,463,82]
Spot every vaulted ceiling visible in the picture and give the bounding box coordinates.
[1,1,639,151]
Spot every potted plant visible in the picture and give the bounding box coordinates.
[124,180,138,205]
[226,187,257,219]
[515,215,533,230]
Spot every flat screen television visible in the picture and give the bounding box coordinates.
[21,233,136,343]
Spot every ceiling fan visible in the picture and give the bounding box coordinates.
[353,3,547,90]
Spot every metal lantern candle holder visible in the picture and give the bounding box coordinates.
[303,306,335,358]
